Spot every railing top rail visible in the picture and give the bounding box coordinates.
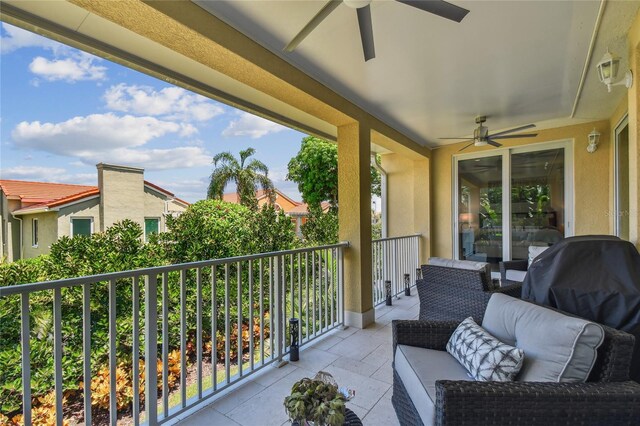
[372,233,422,243]
[0,241,350,296]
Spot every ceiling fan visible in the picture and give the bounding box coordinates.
[284,0,469,62]
[440,116,538,152]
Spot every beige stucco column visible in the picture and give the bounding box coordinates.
[338,122,374,328]
[382,154,431,264]
[628,14,640,248]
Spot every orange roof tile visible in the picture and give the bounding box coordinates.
[223,189,301,207]
[0,180,97,204]
[1,178,187,213]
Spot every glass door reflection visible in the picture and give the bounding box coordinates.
[458,156,503,268]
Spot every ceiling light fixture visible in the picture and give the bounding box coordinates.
[587,128,600,153]
[596,49,633,92]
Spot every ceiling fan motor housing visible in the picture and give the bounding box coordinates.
[473,125,489,145]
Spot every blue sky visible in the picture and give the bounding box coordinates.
[0,23,305,203]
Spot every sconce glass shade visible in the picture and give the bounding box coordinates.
[596,49,632,92]
[587,128,600,153]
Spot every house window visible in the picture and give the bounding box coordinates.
[32,218,39,247]
[144,218,160,241]
[71,218,93,237]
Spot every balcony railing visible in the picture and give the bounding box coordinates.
[0,242,348,425]
[372,234,421,306]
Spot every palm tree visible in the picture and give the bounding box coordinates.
[207,148,275,209]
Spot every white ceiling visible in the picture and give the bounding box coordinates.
[194,0,639,147]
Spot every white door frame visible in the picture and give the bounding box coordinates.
[613,114,629,237]
[452,139,574,261]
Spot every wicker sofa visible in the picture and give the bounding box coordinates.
[418,259,522,323]
[392,296,640,426]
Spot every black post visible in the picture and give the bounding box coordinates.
[289,318,299,361]
[404,273,411,296]
[385,280,392,306]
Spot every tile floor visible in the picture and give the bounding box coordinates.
[177,292,420,426]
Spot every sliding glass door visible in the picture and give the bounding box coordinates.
[455,141,572,268]
[510,148,566,261]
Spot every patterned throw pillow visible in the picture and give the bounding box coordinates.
[446,317,524,381]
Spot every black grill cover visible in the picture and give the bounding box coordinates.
[522,235,640,381]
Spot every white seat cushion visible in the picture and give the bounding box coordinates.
[395,344,472,426]
[505,269,527,283]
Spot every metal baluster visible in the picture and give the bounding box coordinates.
[20,294,31,425]
[225,264,231,383]
[259,259,264,366]
[237,262,243,378]
[269,257,273,361]
[323,249,329,331]
[305,252,309,342]
[82,283,92,425]
[249,259,254,371]
[180,269,187,407]
[330,248,335,327]
[312,251,317,336]
[145,274,159,426]
[108,280,117,425]
[290,254,294,350]
[196,268,203,398]
[297,252,302,344]
[274,255,284,364]
[162,272,169,417]
[132,277,140,425]
[211,265,217,391]
[339,247,345,325]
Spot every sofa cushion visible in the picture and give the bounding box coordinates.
[395,345,472,425]
[505,269,527,283]
[428,257,491,280]
[446,317,524,381]
[482,293,604,382]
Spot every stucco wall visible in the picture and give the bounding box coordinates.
[98,164,144,231]
[144,187,167,231]
[431,120,612,259]
[22,212,58,259]
[57,197,101,238]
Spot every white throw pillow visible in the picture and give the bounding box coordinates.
[446,317,525,382]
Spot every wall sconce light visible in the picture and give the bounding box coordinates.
[597,49,633,92]
[587,128,600,153]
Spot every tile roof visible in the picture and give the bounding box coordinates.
[223,188,301,207]
[1,179,187,214]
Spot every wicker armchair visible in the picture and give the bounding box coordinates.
[392,319,640,426]
[418,264,522,323]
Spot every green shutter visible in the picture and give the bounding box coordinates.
[145,218,159,240]
[72,218,92,237]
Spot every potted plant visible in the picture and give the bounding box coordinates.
[283,373,346,426]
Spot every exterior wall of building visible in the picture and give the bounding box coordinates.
[143,187,169,231]
[167,199,188,215]
[98,164,145,232]
[431,120,612,259]
[258,192,299,212]
[22,212,59,259]
[57,197,101,239]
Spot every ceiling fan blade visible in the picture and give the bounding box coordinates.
[490,123,536,138]
[487,139,502,148]
[439,137,474,140]
[284,0,342,52]
[395,0,469,23]
[459,141,475,152]
[357,4,375,61]
[491,133,538,139]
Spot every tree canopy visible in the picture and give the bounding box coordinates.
[207,148,274,209]
[287,136,381,209]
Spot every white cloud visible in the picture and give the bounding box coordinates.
[11,113,210,171]
[103,84,224,122]
[29,53,107,82]
[12,113,183,153]
[1,23,62,54]
[0,166,95,185]
[222,112,288,139]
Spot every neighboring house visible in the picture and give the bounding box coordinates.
[0,163,189,262]
[222,188,329,237]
